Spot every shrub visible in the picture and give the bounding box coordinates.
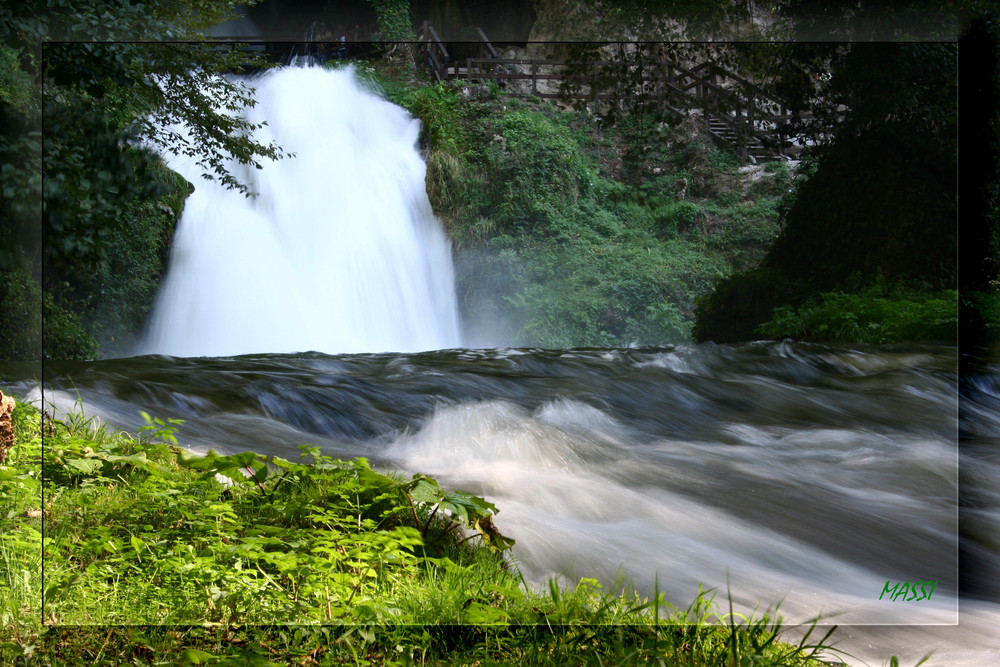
[0,268,41,360]
[42,291,99,360]
[757,285,958,344]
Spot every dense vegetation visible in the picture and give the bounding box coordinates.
[549,5,990,349]
[692,41,960,344]
[756,283,958,345]
[2,396,860,664]
[364,61,797,348]
[958,13,1000,362]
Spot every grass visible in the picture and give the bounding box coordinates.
[0,395,921,665]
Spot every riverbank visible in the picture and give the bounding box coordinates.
[2,395,851,665]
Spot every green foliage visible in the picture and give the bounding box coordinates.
[650,199,698,236]
[479,109,594,233]
[757,285,958,344]
[693,267,792,344]
[360,61,784,348]
[963,288,1000,344]
[696,41,957,343]
[85,163,191,356]
[42,291,99,361]
[42,97,170,283]
[768,44,956,289]
[629,301,694,346]
[352,458,516,553]
[403,81,466,153]
[39,403,515,625]
[0,399,42,631]
[0,45,33,116]
[0,268,41,360]
[774,0,967,40]
[365,0,415,42]
[0,129,41,274]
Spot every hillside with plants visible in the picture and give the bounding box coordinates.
[3,0,989,359]
[692,41,962,346]
[1,45,799,358]
[369,63,798,348]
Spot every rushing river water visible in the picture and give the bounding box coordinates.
[11,342,999,663]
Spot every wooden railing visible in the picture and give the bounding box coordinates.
[417,22,802,161]
[419,21,453,82]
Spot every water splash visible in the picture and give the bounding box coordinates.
[143,63,461,357]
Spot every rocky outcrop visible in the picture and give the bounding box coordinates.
[524,0,779,59]
[418,0,537,42]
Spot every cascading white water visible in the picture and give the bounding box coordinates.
[142,63,462,357]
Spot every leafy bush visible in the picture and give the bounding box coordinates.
[757,284,958,343]
[42,291,98,360]
[38,407,516,625]
[403,81,467,154]
[626,301,694,346]
[651,199,699,236]
[87,163,189,356]
[0,268,41,360]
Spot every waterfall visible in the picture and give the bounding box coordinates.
[142,63,462,357]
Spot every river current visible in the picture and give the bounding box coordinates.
[13,342,999,664]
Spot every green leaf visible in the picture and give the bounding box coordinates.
[352,457,397,489]
[462,600,511,625]
[178,648,215,664]
[408,477,445,505]
[63,457,103,474]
